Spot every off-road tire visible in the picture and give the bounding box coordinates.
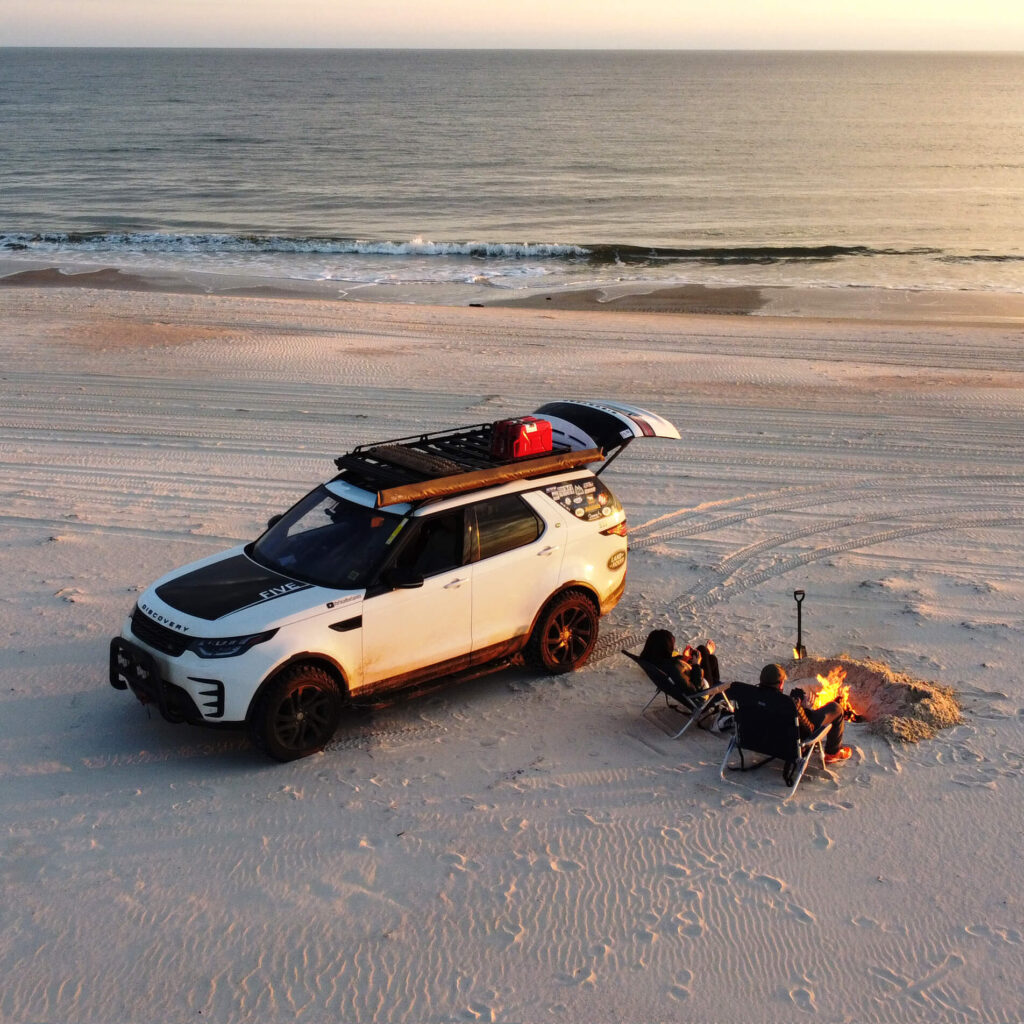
[249,664,343,762]
[525,589,599,675]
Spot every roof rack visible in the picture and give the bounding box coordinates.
[333,421,603,507]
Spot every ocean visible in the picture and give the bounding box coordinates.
[2,47,1023,304]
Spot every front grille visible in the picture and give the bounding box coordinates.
[131,607,190,657]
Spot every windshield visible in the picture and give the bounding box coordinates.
[251,487,406,590]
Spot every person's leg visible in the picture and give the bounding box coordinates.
[808,701,845,755]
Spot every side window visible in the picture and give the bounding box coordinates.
[391,510,465,577]
[474,494,543,561]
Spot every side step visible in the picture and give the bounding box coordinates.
[348,658,520,710]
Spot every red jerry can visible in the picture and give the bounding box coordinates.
[490,416,554,459]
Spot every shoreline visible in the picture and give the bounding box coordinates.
[4,262,1024,326]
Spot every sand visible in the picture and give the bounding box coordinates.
[1,284,1023,1023]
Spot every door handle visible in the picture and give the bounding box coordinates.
[537,546,559,556]
[443,577,466,589]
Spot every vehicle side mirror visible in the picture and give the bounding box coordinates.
[385,568,424,590]
[266,514,282,529]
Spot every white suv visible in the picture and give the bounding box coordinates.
[109,400,679,760]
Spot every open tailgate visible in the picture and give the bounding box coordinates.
[533,400,680,471]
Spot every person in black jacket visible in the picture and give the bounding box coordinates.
[759,663,851,763]
[640,630,705,697]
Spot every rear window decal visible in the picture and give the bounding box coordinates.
[543,480,620,523]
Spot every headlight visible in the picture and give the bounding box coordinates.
[189,630,278,659]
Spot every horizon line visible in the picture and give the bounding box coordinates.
[2,44,1023,54]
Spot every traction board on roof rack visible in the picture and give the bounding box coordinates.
[376,447,604,507]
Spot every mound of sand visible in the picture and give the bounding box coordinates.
[786,655,962,743]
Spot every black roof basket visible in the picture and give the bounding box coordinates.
[333,421,603,507]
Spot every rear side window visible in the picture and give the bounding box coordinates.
[473,494,542,561]
[542,477,622,523]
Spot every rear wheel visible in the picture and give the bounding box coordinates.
[249,664,343,762]
[526,590,599,675]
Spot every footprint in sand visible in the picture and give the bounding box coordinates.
[734,869,786,893]
[783,981,817,1013]
[569,807,612,825]
[460,996,499,1021]
[441,852,483,873]
[733,870,815,923]
[812,821,834,850]
[852,914,884,931]
[546,857,581,873]
[668,968,693,1001]
[808,799,848,815]
[965,923,1022,945]
[950,743,985,764]
[486,924,523,951]
[786,902,816,924]
[951,771,998,789]
[556,966,597,987]
[663,862,691,878]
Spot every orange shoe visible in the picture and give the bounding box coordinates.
[824,746,852,764]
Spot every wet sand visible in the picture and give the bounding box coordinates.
[5,262,1024,325]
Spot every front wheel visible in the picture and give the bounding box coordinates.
[526,590,599,675]
[249,664,343,762]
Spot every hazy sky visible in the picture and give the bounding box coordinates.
[3,0,1023,50]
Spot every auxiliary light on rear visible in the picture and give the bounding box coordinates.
[600,521,628,537]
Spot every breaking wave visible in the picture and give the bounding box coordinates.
[0,231,964,266]
[0,232,590,261]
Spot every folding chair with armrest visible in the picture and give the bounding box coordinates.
[719,682,830,799]
[623,649,734,739]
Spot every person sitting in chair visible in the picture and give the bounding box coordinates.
[758,663,851,764]
[640,630,705,697]
[684,645,706,691]
[698,640,720,687]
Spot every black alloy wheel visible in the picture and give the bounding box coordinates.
[250,664,343,762]
[527,590,599,675]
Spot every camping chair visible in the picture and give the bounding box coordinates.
[719,682,830,800]
[623,649,734,739]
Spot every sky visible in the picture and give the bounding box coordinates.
[2,0,1023,50]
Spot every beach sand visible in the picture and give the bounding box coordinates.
[2,284,1022,1023]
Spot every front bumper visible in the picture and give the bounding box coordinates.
[110,636,225,725]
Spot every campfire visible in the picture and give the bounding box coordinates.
[786,655,961,741]
[803,666,863,722]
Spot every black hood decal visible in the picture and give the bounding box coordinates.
[155,553,313,621]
